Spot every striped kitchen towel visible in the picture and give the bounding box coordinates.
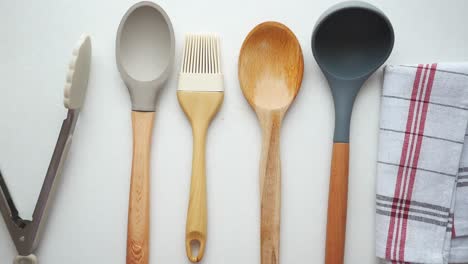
[376,63,468,264]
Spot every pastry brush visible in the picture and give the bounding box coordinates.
[177,34,223,263]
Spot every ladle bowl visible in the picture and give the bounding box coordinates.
[312,0,394,142]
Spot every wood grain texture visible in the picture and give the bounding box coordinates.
[238,21,304,264]
[258,109,284,264]
[238,22,303,112]
[127,111,154,264]
[325,143,350,264]
[177,91,224,263]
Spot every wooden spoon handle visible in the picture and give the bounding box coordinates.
[325,143,350,264]
[259,111,283,264]
[127,111,154,264]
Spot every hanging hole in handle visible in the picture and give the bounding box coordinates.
[187,238,205,262]
[190,239,200,258]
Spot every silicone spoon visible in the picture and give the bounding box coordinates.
[116,2,174,263]
[238,22,303,264]
[311,2,394,263]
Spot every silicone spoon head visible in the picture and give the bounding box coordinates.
[311,1,394,142]
[116,1,175,111]
[238,22,303,113]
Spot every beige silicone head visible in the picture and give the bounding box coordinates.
[64,34,92,110]
[116,1,175,111]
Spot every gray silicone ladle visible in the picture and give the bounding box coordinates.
[311,1,394,263]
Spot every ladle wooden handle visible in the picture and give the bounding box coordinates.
[258,110,283,264]
[127,111,154,264]
[325,143,349,264]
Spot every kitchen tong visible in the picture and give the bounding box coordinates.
[0,35,92,264]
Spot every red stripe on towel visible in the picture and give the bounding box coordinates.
[452,214,456,238]
[393,65,429,260]
[385,64,424,259]
[394,64,430,259]
[399,63,438,260]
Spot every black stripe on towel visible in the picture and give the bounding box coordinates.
[376,209,447,227]
[376,194,450,213]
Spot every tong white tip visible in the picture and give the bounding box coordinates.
[63,34,92,109]
[14,254,37,264]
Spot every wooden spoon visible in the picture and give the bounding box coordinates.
[238,21,304,264]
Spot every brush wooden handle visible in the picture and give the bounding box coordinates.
[127,111,154,264]
[258,110,283,264]
[178,91,223,263]
[185,122,208,263]
[325,143,350,264]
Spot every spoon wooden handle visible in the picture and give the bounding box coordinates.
[325,142,349,264]
[259,111,283,264]
[127,111,154,264]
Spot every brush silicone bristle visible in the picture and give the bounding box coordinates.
[63,34,92,109]
[178,34,223,92]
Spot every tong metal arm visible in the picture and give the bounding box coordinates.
[0,109,79,264]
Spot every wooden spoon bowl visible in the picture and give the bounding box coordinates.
[239,22,303,112]
[238,21,303,264]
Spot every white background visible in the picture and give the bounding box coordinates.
[1,0,468,263]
